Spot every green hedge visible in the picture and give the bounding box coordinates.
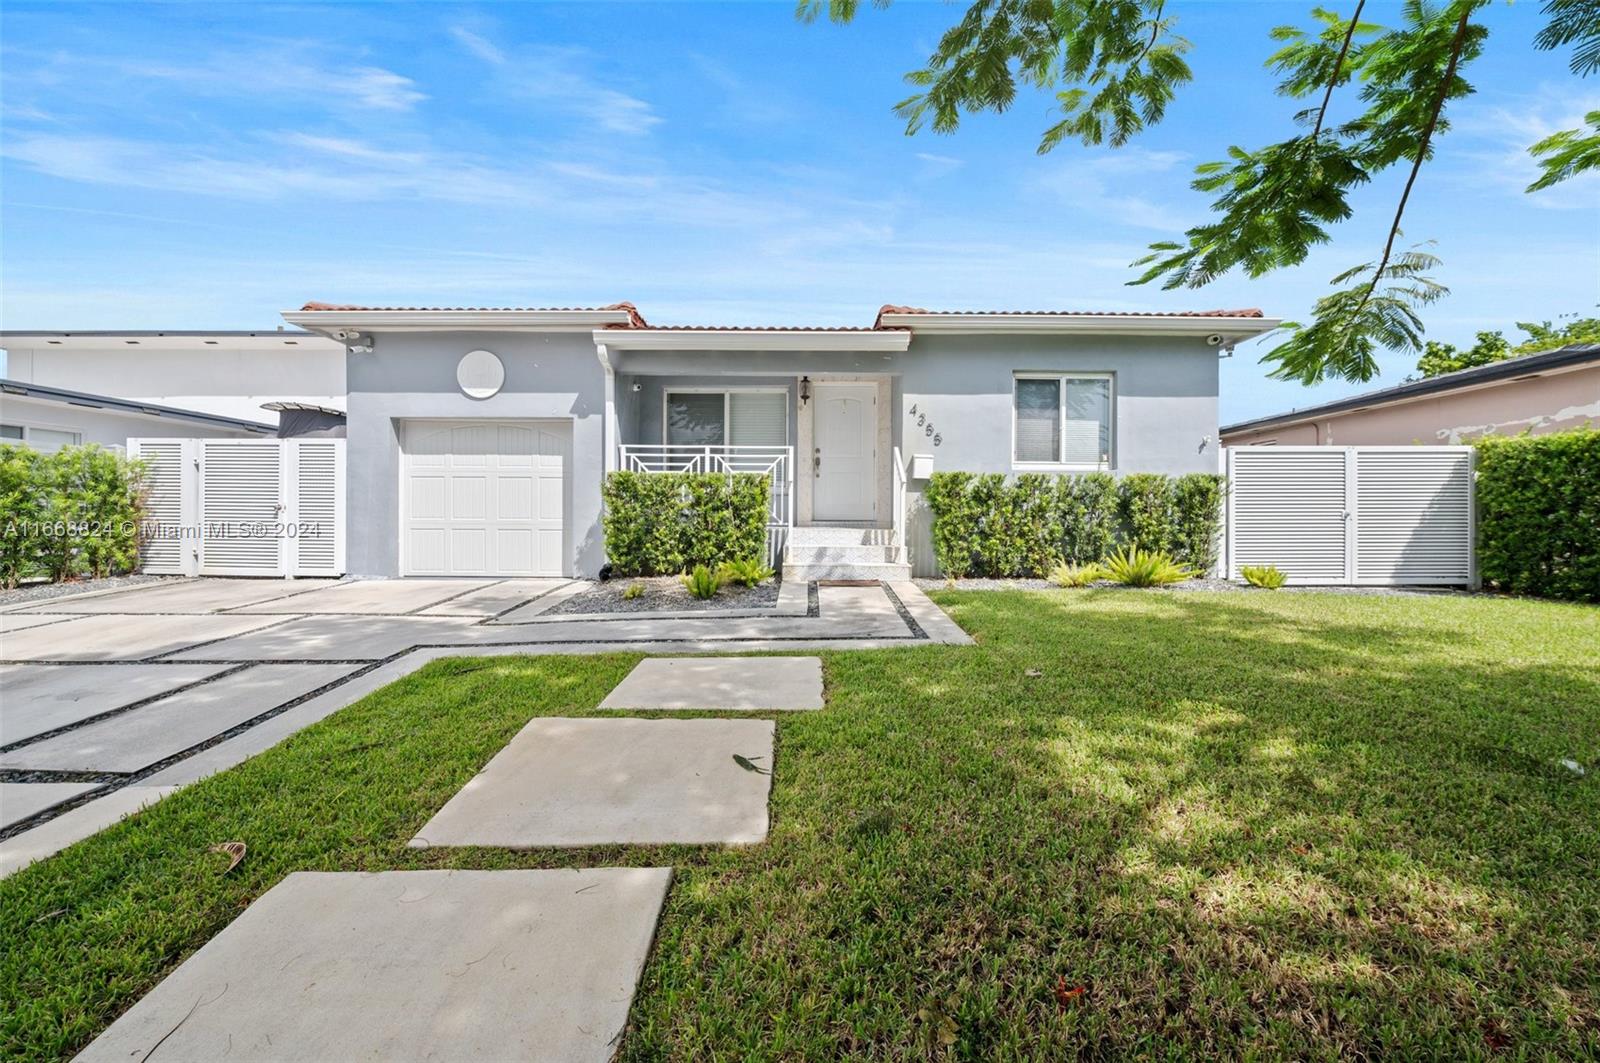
[1475,428,1599,602]
[602,471,771,576]
[0,444,147,589]
[923,471,1224,579]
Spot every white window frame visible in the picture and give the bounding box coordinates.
[1,422,84,449]
[661,387,790,447]
[1011,372,1115,470]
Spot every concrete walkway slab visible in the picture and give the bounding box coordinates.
[0,664,355,772]
[74,867,673,1063]
[412,717,774,848]
[418,578,572,616]
[0,663,233,745]
[0,782,100,829]
[599,656,824,711]
[0,614,74,632]
[18,579,336,615]
[232,578,495,614]
[165,614,480,661]
[1,786,177,879]
[0,613,290,662]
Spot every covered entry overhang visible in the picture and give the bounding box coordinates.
[594,328,910,532]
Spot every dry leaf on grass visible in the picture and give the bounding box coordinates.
[1054,975,1086,1010]
[207,841,246,873]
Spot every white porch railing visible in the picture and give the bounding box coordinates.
[617,444,794,563]
[891,446,907,563]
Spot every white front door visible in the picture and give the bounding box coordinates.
[402,420,568,576]
[812,383,876,521]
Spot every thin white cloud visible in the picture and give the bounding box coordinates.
[1446,83,1600,210]
[1027,147,1193,232]
[915,152,964,178]
[444,27,660,135]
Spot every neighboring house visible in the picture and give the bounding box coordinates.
[0,330,345,422]
[0,378,276,451]
[279,300,1277,580]
[1222,343,1600,447]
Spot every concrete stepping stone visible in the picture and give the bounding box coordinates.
[599,656,823,711]
[411,717,774,848]
[73,867,672,1063]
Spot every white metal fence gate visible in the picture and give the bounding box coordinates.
[1225,446,1475,586]
[127,438,345,578]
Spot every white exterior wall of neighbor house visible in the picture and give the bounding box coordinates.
[0,333,346,422]
[0,392,269,450]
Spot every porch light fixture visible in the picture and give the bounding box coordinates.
[799,376,811,405]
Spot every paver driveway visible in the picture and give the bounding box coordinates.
[0,576,966,875]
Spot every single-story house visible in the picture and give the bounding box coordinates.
[0,330,345,423]
[280,300,1278,579]
[0,378,276,451]
[1222,342,1600,447]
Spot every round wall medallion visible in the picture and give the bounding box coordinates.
[456,349,504,399]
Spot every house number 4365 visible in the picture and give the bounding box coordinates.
[908,404,942,446]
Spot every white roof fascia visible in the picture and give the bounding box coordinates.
[280,309,636,334]
[875,312,1282,340]
[592,329,912,352]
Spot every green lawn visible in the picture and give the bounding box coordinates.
[3,591,1598,1059]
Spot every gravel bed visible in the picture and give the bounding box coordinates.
[547,575,782,615]
[914,577,1472,597]
[0,573,178,608]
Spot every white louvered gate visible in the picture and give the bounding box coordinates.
[127,439,345,578]
[1225,446,1475,587]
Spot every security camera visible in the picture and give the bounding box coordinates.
[1205,333,1226,347]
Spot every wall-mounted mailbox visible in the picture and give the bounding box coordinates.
[909,453,935,480]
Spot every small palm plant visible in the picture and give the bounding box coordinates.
[1240,564,1288,589]
[682,564,725,599]
[1047,560,1104,587]
[622,582,646,600]
[1102,546,1194,587]
[718,557,774,587]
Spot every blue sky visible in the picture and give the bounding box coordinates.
[2,1,1596,422]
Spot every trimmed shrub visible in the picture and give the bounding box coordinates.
[923,470,1225,578]
[1171,472,1227,574]
[1475,428,1600,602]
[0,444,145,588]
[1117,473,1176,553]
[602,471,770,576]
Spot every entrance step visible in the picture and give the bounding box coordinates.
[785,544,900,565]
[782,560,913,583]
[788,525,894,547]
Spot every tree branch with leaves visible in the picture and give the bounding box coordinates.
[807,0,1600,385]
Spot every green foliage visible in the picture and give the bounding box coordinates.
[622,582,645,601]
[1416,314,1600,377]
[682,563,725,600]
[1474,428,1600,602]
[923,470,1223,578]
[1047,560,1103,588]
[1115,473,1176,552]
[0,444,146,588]
[1529,109,1600,190]
[1241,564,1288,589]
[718,557,775,587]
[1102,545,1194,587]
[602,472,769,576]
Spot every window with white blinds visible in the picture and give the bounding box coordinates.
[665,390,788,446]
[1013,373,1113,467]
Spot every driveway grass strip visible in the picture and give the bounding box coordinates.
[1,591,1597,1059]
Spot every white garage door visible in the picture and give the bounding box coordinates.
[402,420,568,577]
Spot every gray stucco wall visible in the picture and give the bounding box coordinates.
[347,330,1220,578]
[345,330,606,577]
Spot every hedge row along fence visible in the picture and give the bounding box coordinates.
[923,471,1225,579]
[601,471,771,576]
[1475,428,1599,602]
[0,444,147,589]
